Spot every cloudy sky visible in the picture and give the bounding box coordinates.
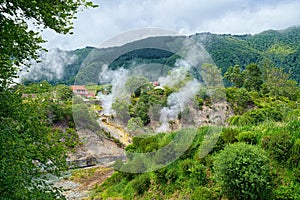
[42,0,300,50]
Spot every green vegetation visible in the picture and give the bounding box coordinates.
[2,3,300,198]
[0,82,85,199]
[91,121,300,199]
[89,62,300,199]
[214,143,271,200]
[20,27,300,86]
[0,1,97,198]
[90,121,298,199]
[13,26,300,89]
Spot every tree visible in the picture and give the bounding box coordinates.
[201,63,223,87]
[125,75,149,95]
[261,66,299,100]
[0,1,97,199]
[243,63,263,91]
[38,80,52,93]
[224,65,244,88]
[55,84,73,101]
[213,143,271,200]
[0,0,97,88]
[225,87,252,114]
[127,117,144,135]
[0,91,67,199]
[112,98,131,125]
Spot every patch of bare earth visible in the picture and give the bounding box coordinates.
[57,166,114,200]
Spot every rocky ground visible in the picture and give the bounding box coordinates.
[56,166,114,200]
[56,127,125,199]
[67,129,126,168]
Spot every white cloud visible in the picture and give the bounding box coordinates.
[41,0,300,50]
[201,1,300,34]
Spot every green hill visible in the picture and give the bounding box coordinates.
[22,26,300,85]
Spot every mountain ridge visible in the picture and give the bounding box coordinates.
[21,26,300,85]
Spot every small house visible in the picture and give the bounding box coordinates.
[70,85,95,98]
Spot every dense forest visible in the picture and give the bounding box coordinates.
[20,26,300,86]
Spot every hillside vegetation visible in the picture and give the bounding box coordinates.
[6,26,300,199]
[89,63,300,199]
[21,26,300,85]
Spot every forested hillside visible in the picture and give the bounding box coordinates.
[21,26,300,85]
[195,26,300,81]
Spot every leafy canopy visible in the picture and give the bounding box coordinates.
[0,0,97,199]
[0,0,97,88]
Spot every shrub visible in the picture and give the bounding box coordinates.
[285,109,300,121]
[289,139,300,168]
[187,163,207,189]
[221,128,239,144]
[165,167,178,183]
[190,186,214,200]
[154,167,168,183]
[179,159,194,176]
[127,117,144,136]
[227,114,253,126]
[273,182,300,200]
[266,131,293,163]
[228,108,283,126]
[64,128,81,149]
[294,168,300,182]
[131,173,151,195]
[236,131,258,144]
[286,120,300,141]
[209,128,239,154]
[213,142,271,200]
[225,87,252,115]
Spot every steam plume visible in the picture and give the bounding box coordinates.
[98,64,129,115]
[18,48,77,82]
[156,79,201,133]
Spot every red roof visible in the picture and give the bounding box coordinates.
[153,81,160,86]
[71,85,86,91]
[70,85,95,98]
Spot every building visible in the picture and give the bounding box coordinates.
[70,85,95,98]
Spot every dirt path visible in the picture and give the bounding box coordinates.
[56,166,114,200]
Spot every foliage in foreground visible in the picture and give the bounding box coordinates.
[0,83,85,199]
[87,62,300,200]
[91,117,300,200]
[0,90,67,199]
[1,0,96,197]
[214,143,271,200]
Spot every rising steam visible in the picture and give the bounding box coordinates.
[158,59,191,88]
[98,64,129,115]
[156,79,201,133]
[18,48,77,82]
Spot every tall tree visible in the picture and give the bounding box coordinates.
[262,66,299,100]
[0,90,68,199]
[224,65,244,88]
[201,63,223,87]
[243,63,263,91]
[0,1,97,198]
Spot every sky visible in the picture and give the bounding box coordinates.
[41,0,300,50]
